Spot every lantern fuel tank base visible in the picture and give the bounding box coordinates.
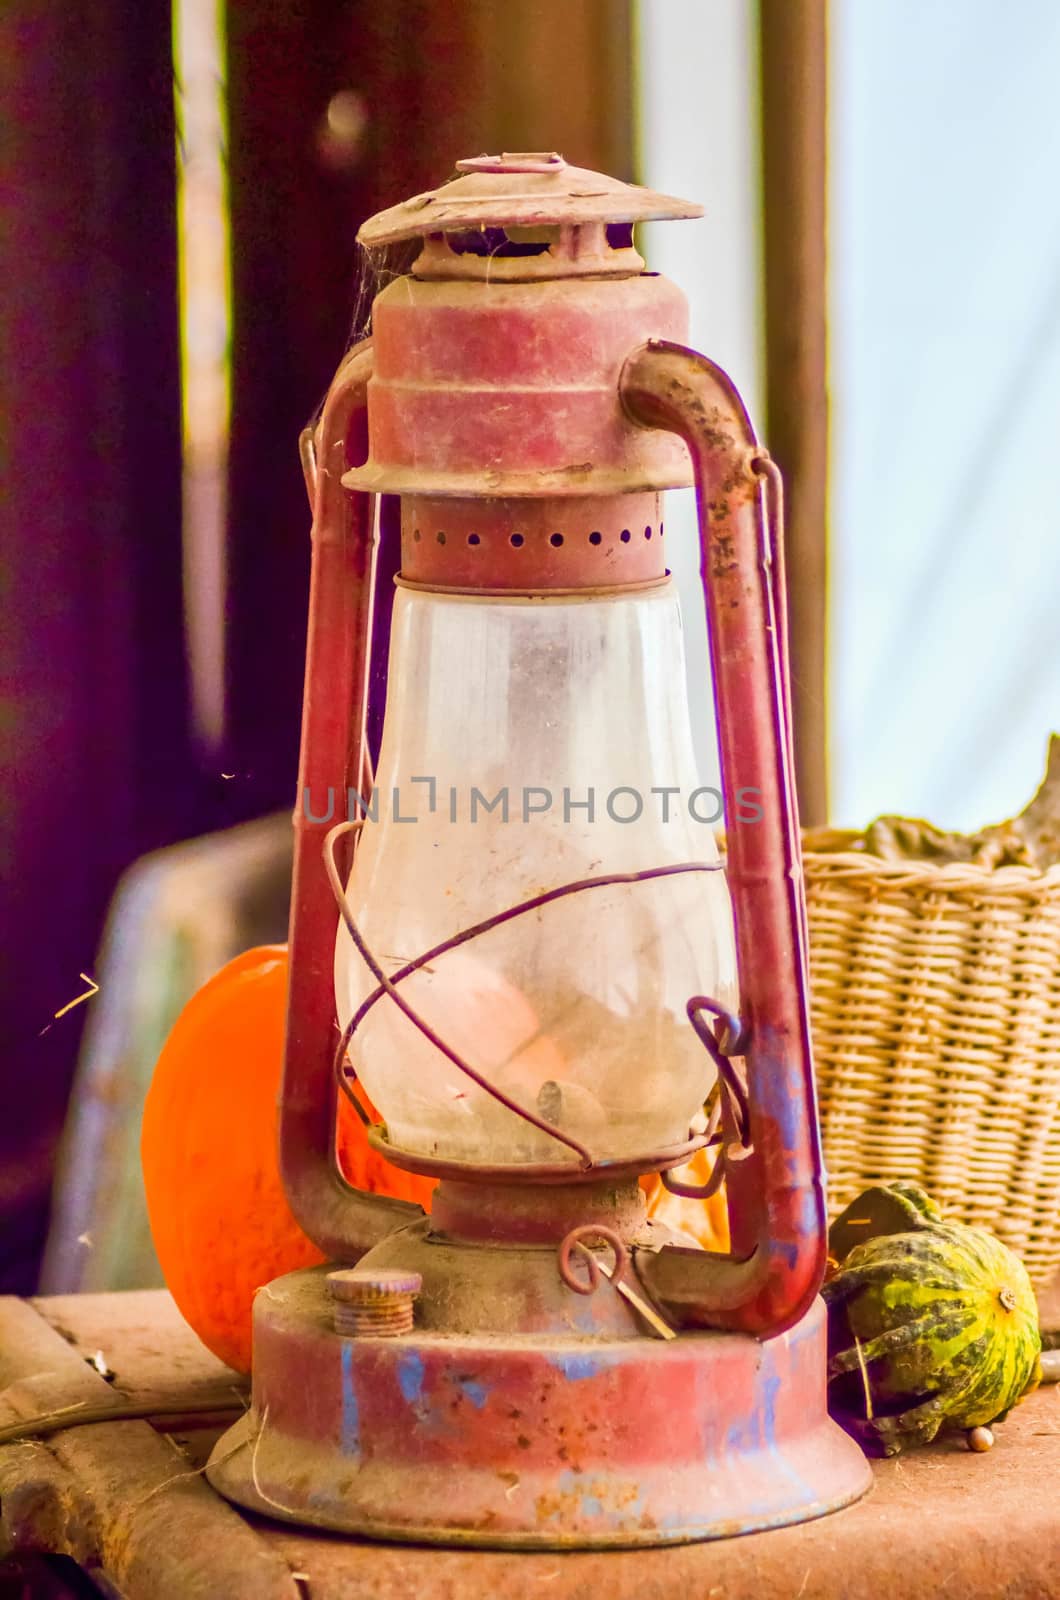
[207,1264,871,1548]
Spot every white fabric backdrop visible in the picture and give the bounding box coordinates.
[831,0,1060,829]
[639,0,1060,830]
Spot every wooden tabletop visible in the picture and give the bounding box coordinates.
[0,1288,1057,1600]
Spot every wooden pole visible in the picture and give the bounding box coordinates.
[467,0,634,178]
[759,0,830,826]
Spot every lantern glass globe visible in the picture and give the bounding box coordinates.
[334,581,737,1166]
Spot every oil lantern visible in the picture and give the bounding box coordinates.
[208,153,871,1545]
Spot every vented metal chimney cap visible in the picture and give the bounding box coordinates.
[357,153,702,249]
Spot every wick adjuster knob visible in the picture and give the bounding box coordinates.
[327,1268,423,1337]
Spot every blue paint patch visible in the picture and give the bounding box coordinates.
[397,1349,425,1405]
[340,1343,360,1455]
[754,1032,808,1171]
[760,1373,781,1446]
[758,1367,824,1506]
[581,1495,604,1518]
[456,1376,490,1410]
[725,1412,763,1455]
[571,1301,609,1335]
[548,1350,604,1382]
[774,1236,801,1271]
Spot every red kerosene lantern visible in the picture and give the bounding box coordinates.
[208,153,871,1545]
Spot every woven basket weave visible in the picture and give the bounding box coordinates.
[803,827,1060,1286]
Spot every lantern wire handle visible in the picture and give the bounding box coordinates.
[686,997,751,1139]
[658,1000,752,1202]
[750,450,811,976]
[749,453,790,738]
[657,449,787,1207]
[323,818,735,1170]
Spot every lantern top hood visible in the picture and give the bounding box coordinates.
[357,152,702,249]
[342,151,701,495]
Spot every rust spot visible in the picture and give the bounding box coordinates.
[710,532,736,579]
[534,1489,577,1525]
[517,1434,532,1450]
[534,1474,645,1530]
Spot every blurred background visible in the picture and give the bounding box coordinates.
[2,0,1058,1293]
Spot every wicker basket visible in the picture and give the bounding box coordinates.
[803,827,1060,1286]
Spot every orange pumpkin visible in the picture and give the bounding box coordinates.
[141,945,434,1373]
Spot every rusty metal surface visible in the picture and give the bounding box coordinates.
[342,274,695,499]
[620,343,824,1341]
[398,494,665,590]
[429,1178,648,1248]
[357,155,701,249]
[361,1124,715,1188]
[207,1269,869,1546]
[337,1212,692,1341]
[0,1291,1055,1597]
[282,340,425,1262]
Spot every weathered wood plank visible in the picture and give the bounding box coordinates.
[0,1298,298,1600]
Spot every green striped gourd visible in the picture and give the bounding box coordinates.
[823,1182,1041,1456]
